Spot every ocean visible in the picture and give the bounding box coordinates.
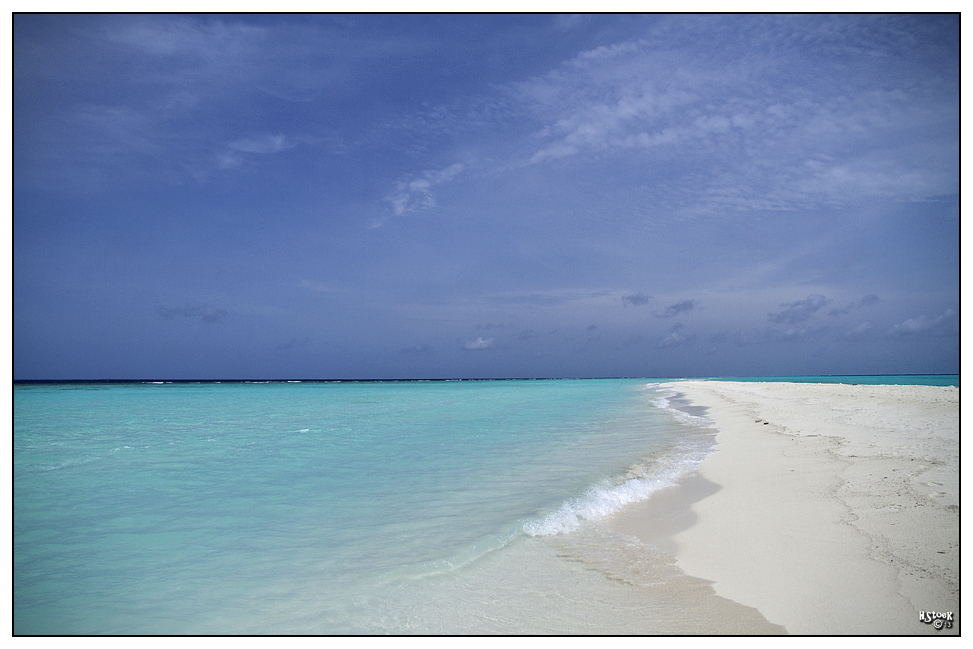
[13,376,955,635]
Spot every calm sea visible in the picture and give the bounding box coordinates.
[13,375,954,634]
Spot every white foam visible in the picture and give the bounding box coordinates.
[648,383,715,429]
[523,475,675,536]
[523,443,712,537]
[42,455,100,471]
[522,383,716,537]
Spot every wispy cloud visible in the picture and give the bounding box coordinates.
[505,17,958,216]
[464,336,495,350]
[101,15,266,57]
[219,134,295,168]
[657,299,697,318]
[367,18,955,248]
[16,15,430,191]
[387,162,466,217]
[228,134,294,154]
[553,14,588,32]
[14,16,958,380]
[888,309,957,337]
[768,295,830,324]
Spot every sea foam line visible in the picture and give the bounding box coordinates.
[523,383,716,537]
[522,475,678,536]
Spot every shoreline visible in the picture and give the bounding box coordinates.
[610,380,959,635]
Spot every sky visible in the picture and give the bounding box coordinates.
[13,14,960,380]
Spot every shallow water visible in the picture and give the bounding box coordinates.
[15,378,781,635]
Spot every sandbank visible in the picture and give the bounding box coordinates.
[611,380,959,635]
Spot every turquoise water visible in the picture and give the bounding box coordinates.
[15,378,728,635]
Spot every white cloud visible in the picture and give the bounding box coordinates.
[464,336,495,350]
[888,309,957,336]
[215,134,295,171]
[228,134,293,154]
[508,23,957,215]
[103,17,266,57]
[387,162,467,216]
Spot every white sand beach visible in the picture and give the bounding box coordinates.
[609,380,959,635]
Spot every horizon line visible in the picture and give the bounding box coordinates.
[12,373,960,385]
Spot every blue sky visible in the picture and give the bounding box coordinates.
[14,14,959,379]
